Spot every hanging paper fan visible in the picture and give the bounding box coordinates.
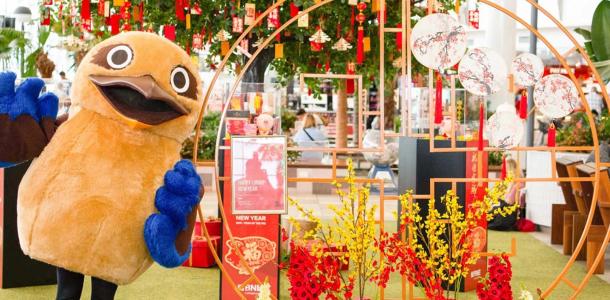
[410,13,467,70]
[332,38,352,51]
[458,47,507,96]
[486,102,524,149]
[534,74,579,119]
[512,53,544,87]
[214,29,232,42]
[309,28,331,44]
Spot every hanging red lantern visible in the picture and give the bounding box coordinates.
[176,0,185,21]
[290,3,299,17]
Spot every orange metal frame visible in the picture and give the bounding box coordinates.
[190,0,610,299]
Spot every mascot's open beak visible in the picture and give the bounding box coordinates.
[89,75,188,126]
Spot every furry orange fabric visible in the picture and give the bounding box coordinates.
[17,32,203,285]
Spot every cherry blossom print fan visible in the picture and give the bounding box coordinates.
[458,47,507,96]
[534,74,579,118]
[410,13,467,70]
[512,53,544,87]
[486,103,524,149]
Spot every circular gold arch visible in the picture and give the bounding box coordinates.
[192,0,610,299]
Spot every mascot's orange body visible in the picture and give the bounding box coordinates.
[17,32,203,285]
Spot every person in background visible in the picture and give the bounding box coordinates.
[488,157,524,231]
[293,114,328,161]
[59,71,67,81]
[293,108,307,133]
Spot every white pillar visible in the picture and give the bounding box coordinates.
[482,0,517,111]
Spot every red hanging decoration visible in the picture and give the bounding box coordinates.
[120,1,132,32]
[396,23,402,51]
[478,101,485,151]
[356,27,364,64]
[110,14,120,35]
[434,72,443,124]
[356,2,366,64]
[139,1,144,24]
[163,25,176,41]
[500,156,507,180]
[519,90,528,120]
[176,0,185,21]
[98,0,105,16]
[290,3,299,17]
[81,0,91,20]
[346,63,355,95]
[41,8,51,26]
[548,123,556,147]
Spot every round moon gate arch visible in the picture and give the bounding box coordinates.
[191,1,610,299]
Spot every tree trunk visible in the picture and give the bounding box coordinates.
[336,81,348,148]
[242,47,275,92]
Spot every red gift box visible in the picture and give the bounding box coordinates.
[194,220,222,237]
[182,236,220,268]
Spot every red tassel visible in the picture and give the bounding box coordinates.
[81,0,91,20]
[519,91,528,120]
[325,60,330,73]
[176,0,185,21]
[500,156,507,179]
[434,72,443,124]
[396,23,402,51]
[548,123,556,147]
[290,3,299,17]
[346,64,355,94]
[478,101,485,151]
[356,26,364,64]
[110,14,120,35]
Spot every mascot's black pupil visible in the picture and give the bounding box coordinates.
[173,72,186,89]
[112,50,128,65]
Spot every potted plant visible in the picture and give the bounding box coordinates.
[575,0,610,82]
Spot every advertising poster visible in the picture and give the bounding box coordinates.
[221,139,282,300]
[231,136,287,215]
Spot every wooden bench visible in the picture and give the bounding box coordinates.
[576,163,608,273]
[563,163,592,256]
[553,157,581,245]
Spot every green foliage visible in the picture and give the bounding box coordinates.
[556,112,594,147]
[181,112,222,160]
[591,0,610,62]
[0,29,28,68]
[24,28,52,77]
[281,110,297,134]
[488,151,503,166]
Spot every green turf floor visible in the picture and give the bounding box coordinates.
[1,231,609,299]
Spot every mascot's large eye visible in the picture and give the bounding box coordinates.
[106,45,133,69]
[170,67,190,94]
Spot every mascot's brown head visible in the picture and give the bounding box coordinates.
[71,32,203,142]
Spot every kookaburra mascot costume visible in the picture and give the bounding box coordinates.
[0,32,204,299]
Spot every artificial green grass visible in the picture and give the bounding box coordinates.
[1,231,609,299]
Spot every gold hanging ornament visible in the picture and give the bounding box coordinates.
[309,28,331,44]
[332,37,352,51]
[215,29,232,42]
